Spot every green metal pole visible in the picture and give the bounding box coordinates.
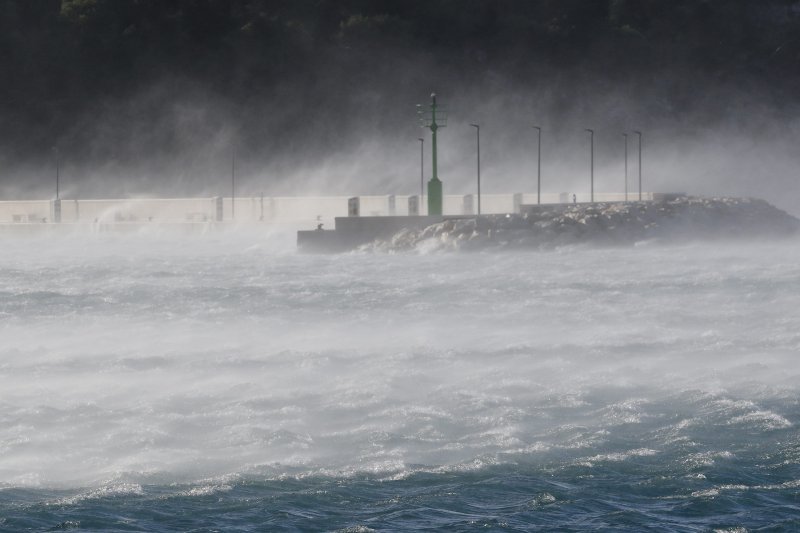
[427,93,442,216]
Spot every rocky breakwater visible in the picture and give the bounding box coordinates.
[368,197,800,252]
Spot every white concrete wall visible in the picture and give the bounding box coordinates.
[519,193,566,206]
[261,196,350,228]
[0,200,51,223]
[60,199,80,222]
[0,192,657,226]
[557,192,654,204]
[75,198,219,223]
[358,196,392,217]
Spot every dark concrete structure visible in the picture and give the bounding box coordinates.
[297,215,445,253]
[297,196,680,253]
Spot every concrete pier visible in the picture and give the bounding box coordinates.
[298,216,445,253]
[298,194,674,253]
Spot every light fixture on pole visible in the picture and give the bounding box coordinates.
[470,123,481,215]
[533,126,542,205]
[418,137,424,208]
[231,151,236,220]
[586,129,594,203]
[53,146,60,200]
[634,130,642,201]
[622,133,628,202]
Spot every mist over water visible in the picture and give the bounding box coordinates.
[1,231,799,529]
[3,3,800,528]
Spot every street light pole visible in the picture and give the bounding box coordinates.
[418,137,424,209]
[470,123,481,215]
[586,129,594,203]
[622,133,628,202]
[231,151,236,220]
[53,147,60,200]
[534,126,542,204]
[634,130,642,201]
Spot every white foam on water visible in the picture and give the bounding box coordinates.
[1,233,799,487]
[52,483,145,506]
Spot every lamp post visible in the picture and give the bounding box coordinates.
[622,133,628,202]
[231,151,236,220]
[533,126,542,204]
[53,146,60,200]
[470,123,481,215]
[634,130,642,201]
[586,129,594,203]
[418,137,424,208]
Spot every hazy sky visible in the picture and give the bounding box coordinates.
[1,1,798,213]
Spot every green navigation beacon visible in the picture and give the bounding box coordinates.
[417,93,447,215]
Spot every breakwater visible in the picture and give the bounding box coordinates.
[300,197,799,253]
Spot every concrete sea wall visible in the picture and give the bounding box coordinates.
[0,192,652,225]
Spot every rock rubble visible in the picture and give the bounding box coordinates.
[366,197,800,252]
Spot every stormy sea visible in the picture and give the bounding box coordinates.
[1,228,799,531]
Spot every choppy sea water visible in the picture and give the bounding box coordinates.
[1,228,799,531]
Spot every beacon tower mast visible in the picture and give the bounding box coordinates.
[417,93,447,215]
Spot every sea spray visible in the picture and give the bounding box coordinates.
[0,232,799,529]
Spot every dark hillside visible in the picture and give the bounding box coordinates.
[1,0,799,195]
